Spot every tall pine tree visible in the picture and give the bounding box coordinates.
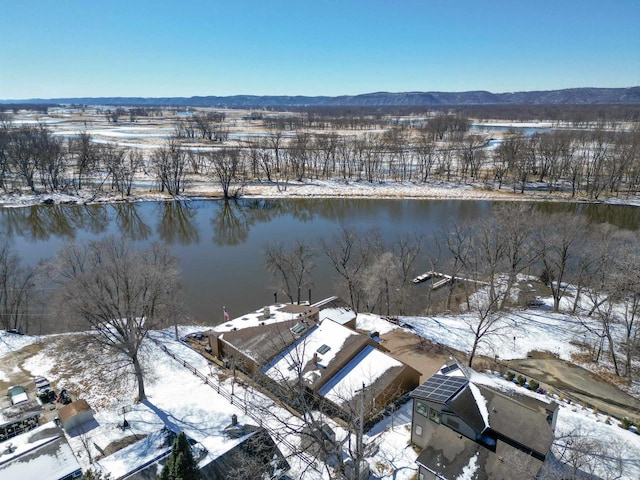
[159,431,201,480]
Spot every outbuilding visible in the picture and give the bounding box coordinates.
[57,399,94,432]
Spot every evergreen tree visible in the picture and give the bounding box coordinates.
[82,471,111,480]
[159,432,201,480]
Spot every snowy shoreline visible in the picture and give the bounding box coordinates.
[2,180,639,209]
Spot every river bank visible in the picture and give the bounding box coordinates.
[3,178,640,209]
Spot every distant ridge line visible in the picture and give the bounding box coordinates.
[2,87,640,107]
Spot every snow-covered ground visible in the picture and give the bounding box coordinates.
[399,307,587,363]
[2,110,639,209]
[2,284,640,479]
[0,177,576,210]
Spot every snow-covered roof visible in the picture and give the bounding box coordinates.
[320,307,356,326]
[356,312,397,336]
[95,428,174,479]
[0,399,42,426]
[468,383,490,430]
[263,318,359,383]
[318,344,403,404]
[214,303,317,333]
[0,422,82,480]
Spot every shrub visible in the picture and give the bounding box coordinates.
[620,417,632,430]
[517,375,526,386]
[506,371,515,382]
[540,267,555,286]
[529,379,539,391]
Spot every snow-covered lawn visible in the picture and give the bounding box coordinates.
[400,308,588,363]
[3,286,640,479]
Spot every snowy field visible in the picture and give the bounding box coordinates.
[2,109,639,209]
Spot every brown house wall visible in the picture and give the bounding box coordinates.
[374,365,421,408]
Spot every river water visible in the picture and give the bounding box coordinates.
[1,198,638,328]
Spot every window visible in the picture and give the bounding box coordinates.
[416,400,428,417]
[429,408,441,424]
[317,344,331,354]
[415,425,423,437]
[446,417,460,429]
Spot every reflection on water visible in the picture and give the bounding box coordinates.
[1,198,638,327]
[530,202,640,230]
[210,199,285,246]
[156,201,199,245]
[115,203,152,241]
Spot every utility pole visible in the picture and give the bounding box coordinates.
[354,382,366,480]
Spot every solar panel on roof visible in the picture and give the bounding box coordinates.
[440,363,460,375]
[412,374,467,403]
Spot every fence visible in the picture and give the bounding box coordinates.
[151,339,318,470]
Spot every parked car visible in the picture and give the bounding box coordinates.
[38,389,57,403]
[34,376,51,392]
[8,385,28,405]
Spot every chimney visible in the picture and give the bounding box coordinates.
[231,414,238,426]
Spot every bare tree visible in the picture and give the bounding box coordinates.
[0,242,36,332]
[151,139,188,195]
[103,146,143,197]
[550,425,627,480]
[493,204,538,309]
[534,213,587,312]
[208,148,242,199]
[322,227,379,312]
[7,125,41,191]
[71,131,100,190]
[35,126,66,192]
[50,238,181,401]
[264,240,315,304]
[0,123,11,192]
[253,331,387,480]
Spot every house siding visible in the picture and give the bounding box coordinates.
[411,400,431,448]
[440,412,476,440]
[418,464,444,480]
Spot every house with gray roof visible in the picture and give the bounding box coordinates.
[0,421,82,480]
[96,423,288,480]
[204,298,420,421]
[410,364,557,480]
[0,399,43,442]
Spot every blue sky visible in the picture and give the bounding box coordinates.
[1,0,639,99]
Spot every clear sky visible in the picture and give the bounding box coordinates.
[1,0,639,99]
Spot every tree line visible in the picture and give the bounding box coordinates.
[1,111,639,200]
[263,204,639,378]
